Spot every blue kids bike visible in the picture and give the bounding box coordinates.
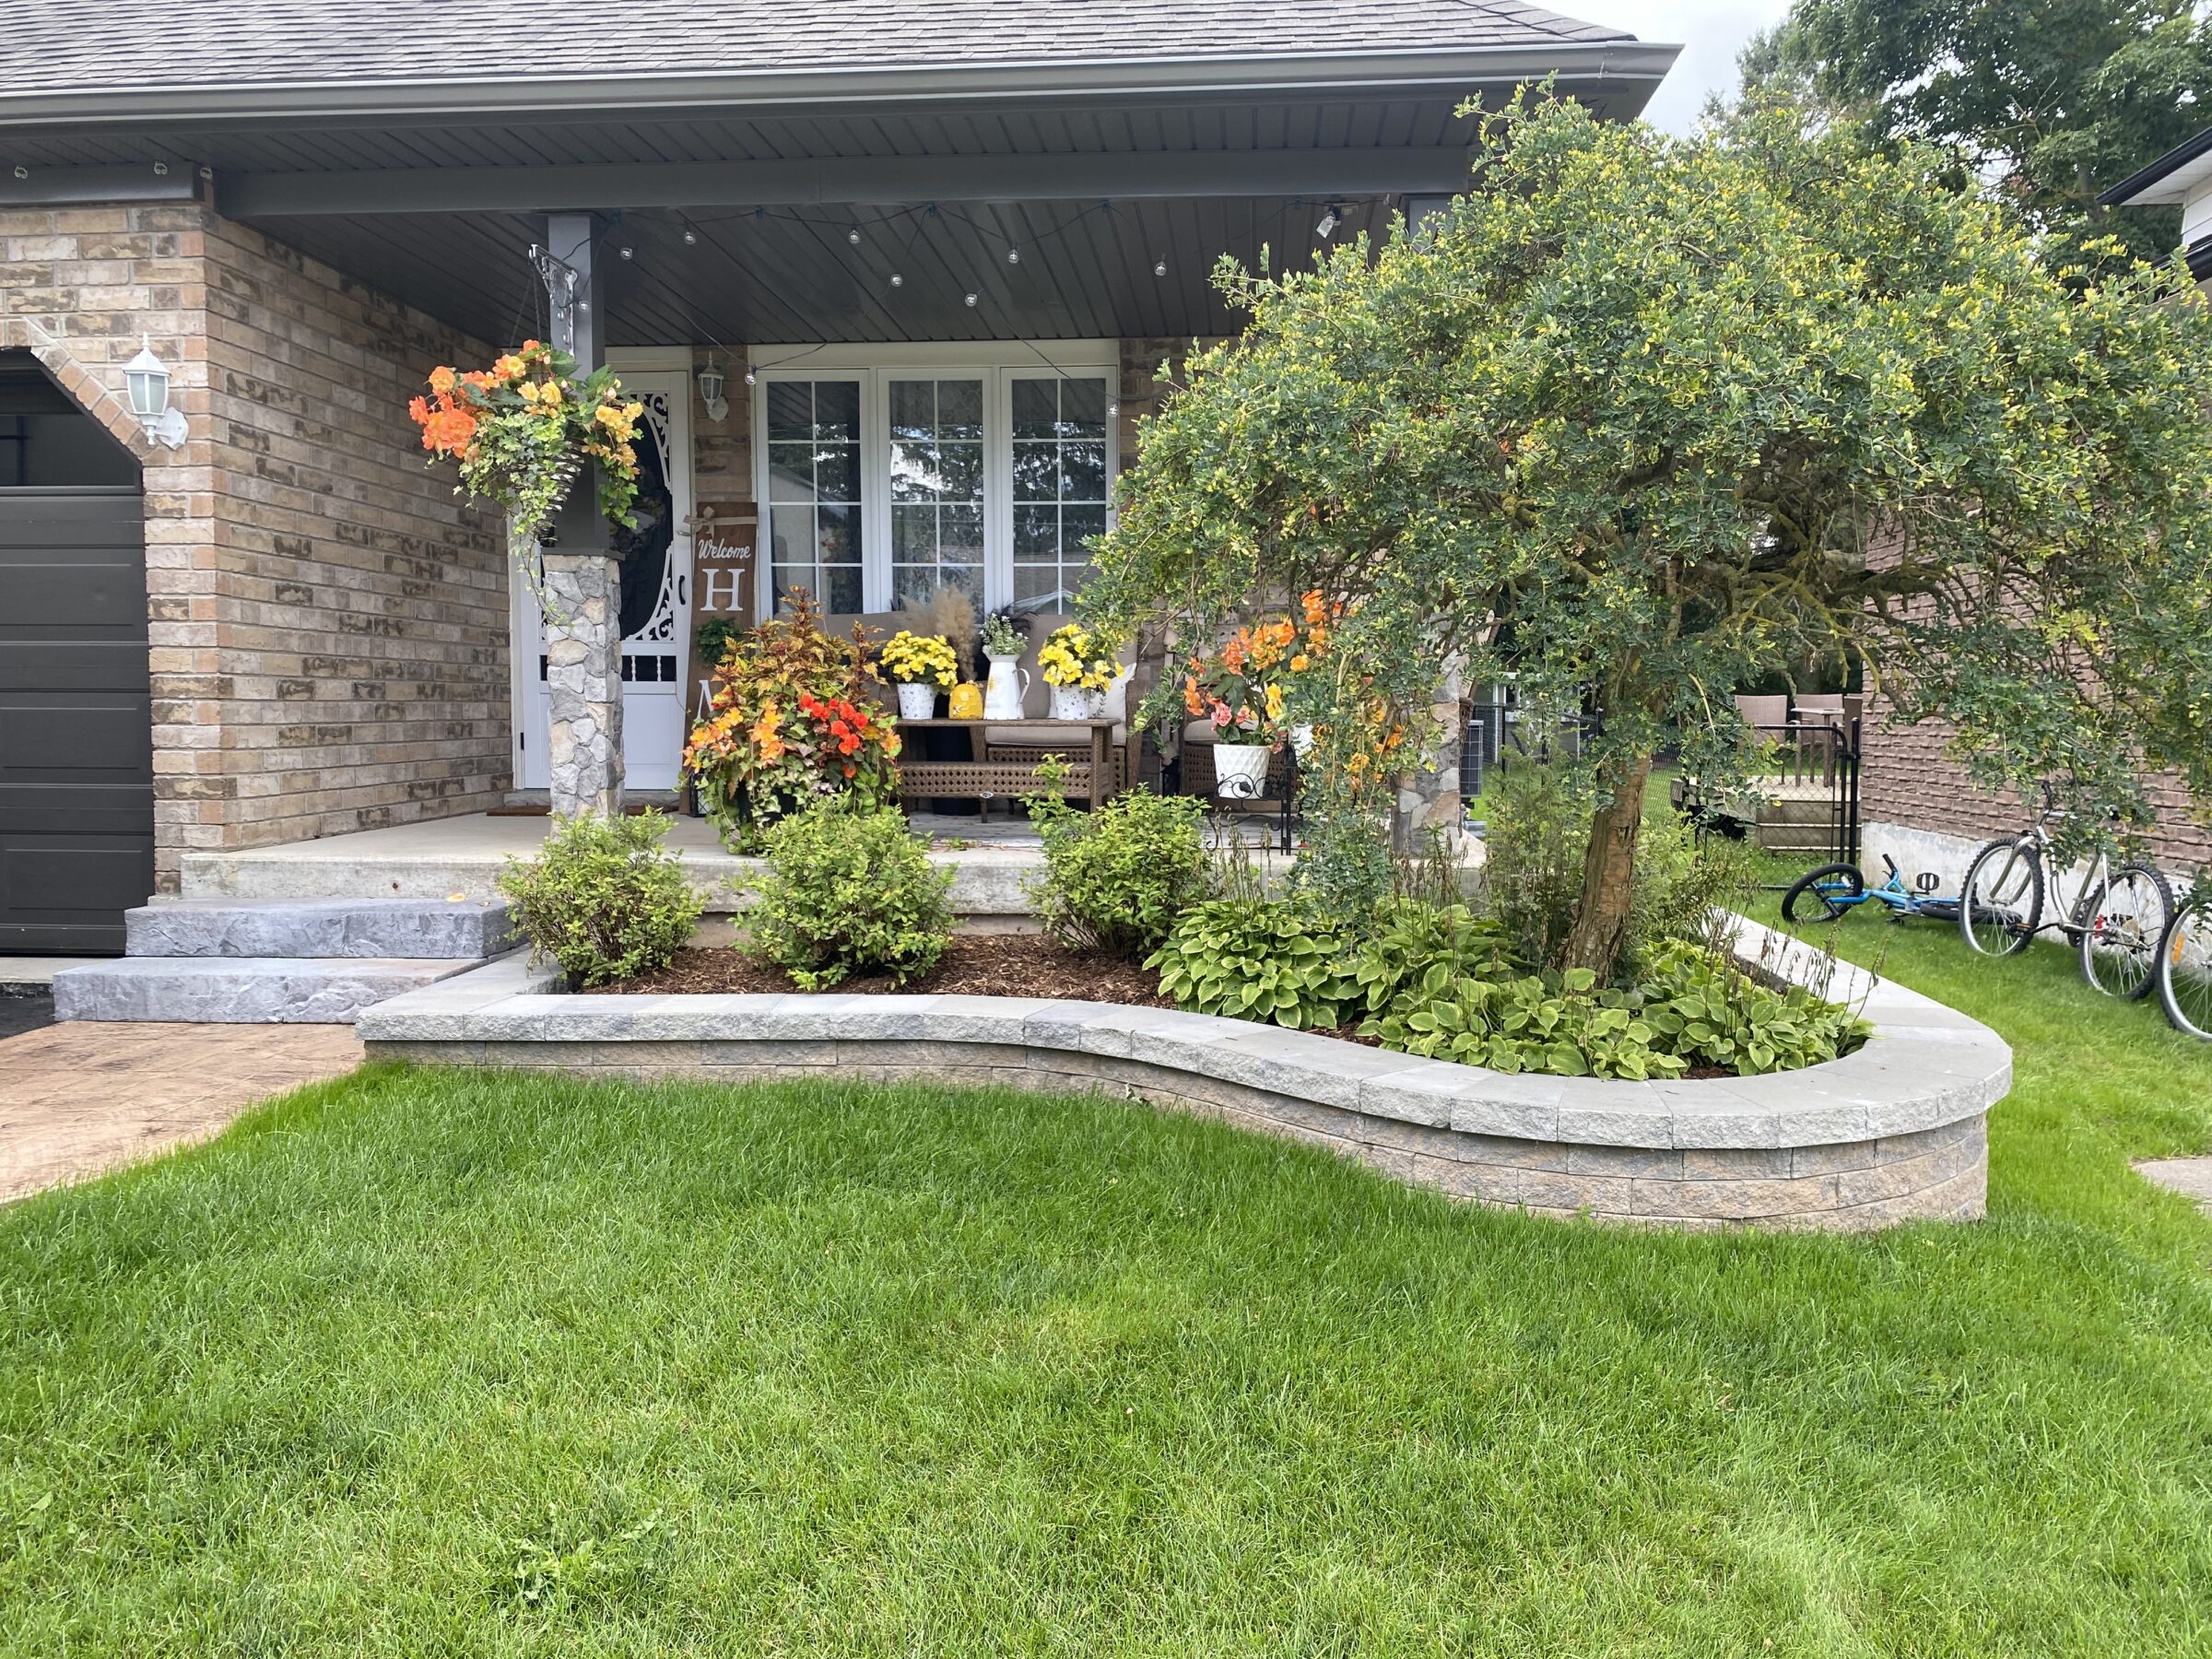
[1781,855,1962,927]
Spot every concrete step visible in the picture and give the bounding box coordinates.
[126,898,513,960]
[52,958,478,1025]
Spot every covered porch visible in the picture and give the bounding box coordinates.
[171,51,1661,812]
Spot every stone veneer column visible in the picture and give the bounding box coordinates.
[1394,654,1465,853]
[540,551,624,819]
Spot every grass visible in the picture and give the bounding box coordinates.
[3,925,2211,1653]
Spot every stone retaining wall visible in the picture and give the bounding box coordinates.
[361,919,2008,1232]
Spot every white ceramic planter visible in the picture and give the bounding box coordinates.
[1050,685,1104,721]
[896,682,938,721]
[1213,743,1272,798]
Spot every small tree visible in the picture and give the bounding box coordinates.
[1088,93,2212,980]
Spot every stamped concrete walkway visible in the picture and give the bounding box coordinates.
[0,1022,361,1204]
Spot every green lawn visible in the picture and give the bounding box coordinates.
[3,920,2211,1654]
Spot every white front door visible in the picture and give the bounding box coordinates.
[514,362,694,794]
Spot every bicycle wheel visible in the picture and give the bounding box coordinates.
[2156,893,2212,1041]
[2077,863,2173,1000]
[1960,839,2041,957]
[1782,863,1865,924]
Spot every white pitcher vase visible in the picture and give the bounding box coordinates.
[983,653,1029,721]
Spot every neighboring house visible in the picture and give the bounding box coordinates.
[1854,130,2212,889]
[0,1,1678,953]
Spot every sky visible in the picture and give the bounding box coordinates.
[1563,0,1796,133]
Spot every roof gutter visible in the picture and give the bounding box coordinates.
[0,41,1680,131]
[2097,126,2212,206]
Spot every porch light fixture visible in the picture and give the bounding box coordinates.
[696,357,728,422]
[1315,205,1342,241]
[123,334,188,449]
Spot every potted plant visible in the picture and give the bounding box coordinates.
[878,630,959,720]
[981,610,1030,720]
[1184,618,1296,798]
[408,340,645,561]
[682,592,903,851]
[1037,622,1120,720]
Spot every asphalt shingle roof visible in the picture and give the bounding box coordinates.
[0,0,1637,94]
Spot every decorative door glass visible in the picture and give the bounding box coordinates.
[1010,374,1109,613]
[765,379,863,613]
[888,377,985,609]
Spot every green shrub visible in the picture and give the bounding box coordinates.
[1478,750,1598,970]
[1027,786,1211,957]
[1146,898,1352,1030]
[497,812,703,988]
[1627,809,1757,966]
[748,806,953,989]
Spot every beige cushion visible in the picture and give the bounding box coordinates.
[985,723,1125,747]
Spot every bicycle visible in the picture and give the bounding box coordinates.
[1958,785,2174,999]
[2153,878,2212,1041]
[1781,854,1961,926]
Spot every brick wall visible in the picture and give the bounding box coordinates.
[1859,523,2212,873]
[2,193,507,891]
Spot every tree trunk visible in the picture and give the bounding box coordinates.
[1560,750,1651,980]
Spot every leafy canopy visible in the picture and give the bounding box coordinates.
[1089,94,2212,899]
[1774,0,2212,272]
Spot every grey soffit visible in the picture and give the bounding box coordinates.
[251,194,1402,347]
[0,1,1668,117]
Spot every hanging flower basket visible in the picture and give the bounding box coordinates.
[408,340,646,551]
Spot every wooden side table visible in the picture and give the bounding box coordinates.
[893,717,1117,813]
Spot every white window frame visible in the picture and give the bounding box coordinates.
[748,340,1119,619]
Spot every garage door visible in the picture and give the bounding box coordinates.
[0,353,151,955]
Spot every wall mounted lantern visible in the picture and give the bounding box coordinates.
[696,356,728,422]
[123,334,188,449]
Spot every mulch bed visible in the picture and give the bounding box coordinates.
[586,932,1176,1006]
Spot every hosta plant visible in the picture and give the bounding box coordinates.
[1146,898,1353,1030]
[1346,900,1520,1017]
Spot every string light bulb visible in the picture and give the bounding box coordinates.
[618,244,634,260]
[744,367,757,386]
[682,223,698,246]
[1154,259,1167,276]
[964,292,979,307]
[848,227,862,245]
[889,272,903,288]
[1006,246,1021,265]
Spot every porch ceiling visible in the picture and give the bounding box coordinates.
[253,194,1400,347]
